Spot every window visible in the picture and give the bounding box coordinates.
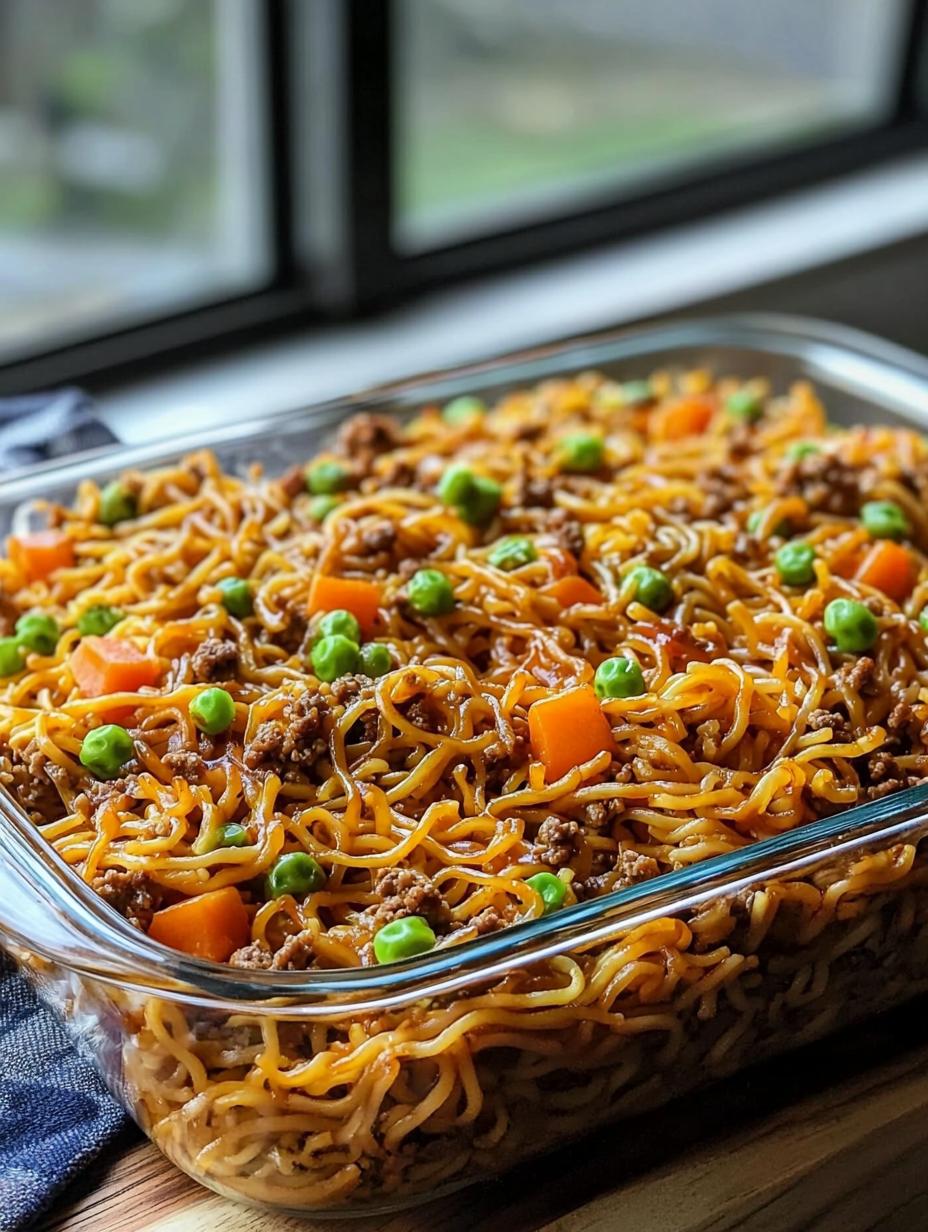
[394,0,911,249]
[0,0,926,392]
[0,0,269,363]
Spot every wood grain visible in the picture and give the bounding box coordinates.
[37,1005,928,1232]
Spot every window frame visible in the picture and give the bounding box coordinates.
[1,0,926,395]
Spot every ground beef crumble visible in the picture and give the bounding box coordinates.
[777,452,868,517]
[368,867,450,930]
[545,508,585,559]
[330,675,375,706]
[191,637,238,682]
[281,691,328,766]
[276,609,309,656]
[583,796,624,828]
[401,694,446,734]
[229,942,274,970]
[471,907,505,935]
[271,929,316,970]
[514,474,556,509]
[806,708,854,740]
[337,412,402,459]
[162,750,204,779]
[0,745,67,821]
[615,849,660,885]
[836,655,878,696]
[91,869,163,930]
[244,721,285,770]
[533,816,581,868]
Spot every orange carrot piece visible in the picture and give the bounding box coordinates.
[855,540,916,603]
[528,685,615,782]
[7,530,75,581]
[650,395,715,442]
[148,886,250,962]
[70,636,161,697]
[308,574,381,636]
[545,576,603,608]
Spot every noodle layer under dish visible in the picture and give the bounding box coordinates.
[3,367,928,1209]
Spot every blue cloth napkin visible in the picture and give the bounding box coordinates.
[0,957,131,1231]
[0,389,116,470]
[0,392,130,1229]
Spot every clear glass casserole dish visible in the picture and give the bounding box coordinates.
[3,313,928,1216]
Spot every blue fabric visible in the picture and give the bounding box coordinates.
[0,957,131,1231]
[0,389,115,470]
[0,393,129,1229]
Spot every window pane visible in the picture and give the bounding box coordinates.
[395,0,909,250]
[0,0,269,361]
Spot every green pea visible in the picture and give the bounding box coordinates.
[308,494,340,522]
[306,461,349,495]
[266,851,327,899]
[208,822,250,850]
[311,633,360,681]
[620,380,653,406]
[77,605,124,637]
[775,541,816,588]
[823,598,878,654]
[594,656,646,699]
[437,466,501,526]
[443,395,485,425]
[860,500,910,542]
[558,433,604,474]
[0,637,26,677]
[526,871,567,914]
[919,606,928,634]
[407,568,455,616]
[190,686,236,735]
[786,441,820,461]
[358,642,392,678]
[725,388,764,422]
[747,509,790,537]
[466,475,503,525]
[318,608,362,645]
[217,576,253,618]
[98,480,137,526]
[79,724,134,779]
[626,565,673,614]
[373,915,436,964]
[437,464,476,507]
[487,536,538,572]
[14,612,59,655]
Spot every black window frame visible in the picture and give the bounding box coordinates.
[2,0,927,396]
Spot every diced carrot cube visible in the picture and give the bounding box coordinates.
[148,886,250,962]
[545,576,603,608]
[855,540,916,603]
[8,531,75,581]
[528,685,615,782]
[650,395,715,442]
[70,636,161,697]
[308,574,381,637]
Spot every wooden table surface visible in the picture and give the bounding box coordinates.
[35,1001,928,1232]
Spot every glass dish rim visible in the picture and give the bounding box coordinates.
[3,310,928,1013]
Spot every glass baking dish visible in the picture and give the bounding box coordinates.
[3,312,928,1216]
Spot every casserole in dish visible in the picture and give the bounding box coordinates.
[2,314,928,1214]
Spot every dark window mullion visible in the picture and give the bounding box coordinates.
[265,0,299,290]
[898,0,928,118]
[342,0,398,307]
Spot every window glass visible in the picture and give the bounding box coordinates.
[394,0,909,250]
[0,0,269,360]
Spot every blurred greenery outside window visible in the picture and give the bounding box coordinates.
[0,0,268,360]
[394,0,910,248]
[0,0,921,372]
